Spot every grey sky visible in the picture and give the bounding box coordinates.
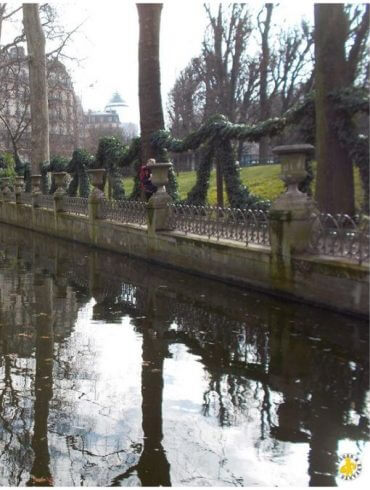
[3,1,316,126]
[58,1,314,127]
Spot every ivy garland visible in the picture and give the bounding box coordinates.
[94,137,127,200]
[58,87,365,209]
[67,149,93,197]
[183,143,214,205]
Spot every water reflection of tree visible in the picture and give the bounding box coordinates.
[0,225,369,487]
[0,259,35,485]
[27,274,54,487]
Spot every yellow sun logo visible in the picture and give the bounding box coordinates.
[338,453,362,481]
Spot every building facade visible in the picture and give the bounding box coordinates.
[0,46,86,162]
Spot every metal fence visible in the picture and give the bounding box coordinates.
[18,193,33,205]
[168,204,271,246]
[37,194,54,210]
[308,213,369,264]
[100,199,147,226]
[63,197,89,216]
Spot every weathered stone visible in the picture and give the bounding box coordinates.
[147,160,173,232]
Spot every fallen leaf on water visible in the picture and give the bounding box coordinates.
[29,475,53,485]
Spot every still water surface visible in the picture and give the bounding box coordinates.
[0,224,368,487]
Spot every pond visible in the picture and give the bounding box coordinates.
[0,223,368,487]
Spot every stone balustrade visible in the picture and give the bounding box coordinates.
[0,146,368,316]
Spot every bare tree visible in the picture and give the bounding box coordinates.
[23,3,49,176]
[0,4,85,165]
[257,3,273,163]
[137,3,164,163]
[314,3,369,215]
[0,49,31,165]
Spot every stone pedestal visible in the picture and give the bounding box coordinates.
[87,169,106,220]
[1,177,13,202]
[15,176,24,204]
[53,172,67,212]
[147,160,173,233]
[31,175,42,207]
[269,145,316,283]
[269,145,316,255]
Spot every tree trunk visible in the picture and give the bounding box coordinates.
[314,4,355,215]
[258,3,273,164]
[137,4,164,163]
[23,4,49,176]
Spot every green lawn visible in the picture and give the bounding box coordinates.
[123,163,364,208]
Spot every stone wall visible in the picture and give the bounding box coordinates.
[0,199,368,317]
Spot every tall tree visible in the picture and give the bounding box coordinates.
[137,3,164,163]
[257,3,273,164]
[23,3,49,176]
[314,3,368,215]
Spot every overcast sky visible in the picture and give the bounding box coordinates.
[54,0,315,127]
[3,1,319,126]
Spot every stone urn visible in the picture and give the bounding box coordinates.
[271,144,315,211]
[269,144,316,256]
[87,169,106,201]
[1,177,12,201]
[147,159,172,199]
[31,174,42,195]
[52,171,67,197]
[146,159,173,232]
[14,176,24,194]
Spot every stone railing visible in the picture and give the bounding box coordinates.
[63,197,89,216]
[100,198,147,226]
[18,192,33,205]
[0,146,368,266]
[37,194,54,210]
[309,213,369,264]
[168,204,270,246]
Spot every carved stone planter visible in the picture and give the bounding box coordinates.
[14,176,25,204]
[15,176,24,193]
[87,169,106,201]
[269,144,316,257]
[147,159,173,232]
[31,175,42,194]
[271,144,315,211]
[52,172,67,197]
[87,168,106,220]
[52,172,67,212]
[1,177,13,202]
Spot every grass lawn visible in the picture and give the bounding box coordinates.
[123,163,364,209]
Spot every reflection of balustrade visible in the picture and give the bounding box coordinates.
[309,213,369,264]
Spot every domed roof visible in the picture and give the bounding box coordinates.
[107,91,128,107]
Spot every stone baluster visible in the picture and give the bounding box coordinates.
[31,174,42,207]
[269,144,317,281]
[52,172,67,212]
[87,169,106,220]
[1,177,13,202]
[15,176,25,204]
[146,159,173,233]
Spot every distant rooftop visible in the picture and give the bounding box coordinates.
[110,92,124,103]
[106,91,128,107]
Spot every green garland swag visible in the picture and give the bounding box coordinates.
[67,149,93,197]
